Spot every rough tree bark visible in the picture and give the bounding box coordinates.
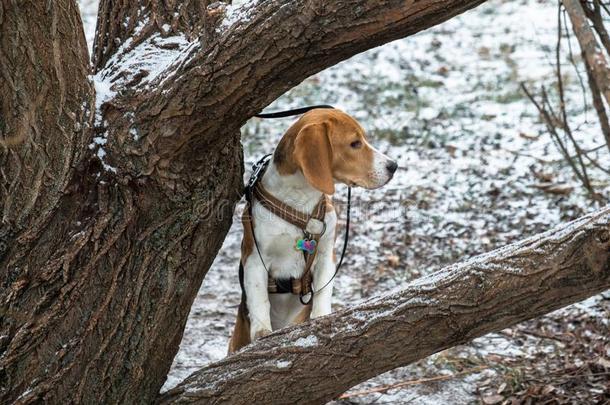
[0,0,491,403]
[158,206,610,404]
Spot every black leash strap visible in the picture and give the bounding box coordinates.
[312,186,351,295]
[336,187,352,272]
[254,104,334,119]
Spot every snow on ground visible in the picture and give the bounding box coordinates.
[78,0,609,402]
[80,0,98,53]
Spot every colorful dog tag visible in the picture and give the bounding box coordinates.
[296,238,317,254]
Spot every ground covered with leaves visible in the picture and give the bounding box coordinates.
[77,0,610,403]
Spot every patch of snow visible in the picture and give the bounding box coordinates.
[97,32,195,94]
[219,0,260,31]
[276,360,291,368]
[78,0,98,53]
[293,335,318,348]
[91,76,115,125]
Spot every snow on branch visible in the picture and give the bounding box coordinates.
[92,0,490,170]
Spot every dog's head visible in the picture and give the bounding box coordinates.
[274,108,397,194]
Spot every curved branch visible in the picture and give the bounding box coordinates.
[93,0,487,188]
[159,206,610,404]
[157,0,489,149]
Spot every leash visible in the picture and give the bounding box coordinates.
[254,104,335,119]
[312,186,351,297]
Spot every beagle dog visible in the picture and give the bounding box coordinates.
[228,108,397,353]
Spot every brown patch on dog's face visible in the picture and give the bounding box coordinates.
[326,116,376,189]
[275,109,396,193]
[293,122,335,194]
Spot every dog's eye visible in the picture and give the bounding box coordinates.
[350,140,362,149]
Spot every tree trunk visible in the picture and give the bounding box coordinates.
[160,206,610,404]
[1,1,242,403]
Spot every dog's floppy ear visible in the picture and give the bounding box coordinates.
[293,123,335,195]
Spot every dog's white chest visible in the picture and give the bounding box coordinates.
[251,196,337,280]
[256,216,308,279]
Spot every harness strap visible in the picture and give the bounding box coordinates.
[253,183,311,230]
[246,182,327,297]
[267,277,302,294]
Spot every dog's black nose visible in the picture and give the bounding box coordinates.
[386,160,398,174]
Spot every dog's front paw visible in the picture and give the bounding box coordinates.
[250,324,272,341]
[310,308,331,319]
[254,328,271,339]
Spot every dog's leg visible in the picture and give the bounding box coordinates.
[228,298,251,354]
[310,251,335,318]
[243,256,273,340]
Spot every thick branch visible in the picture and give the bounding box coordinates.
[94,0,487,191]
[156,0,489,149]
[1,5,241,404]
[160,206,610,404]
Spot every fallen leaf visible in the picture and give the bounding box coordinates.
[519,132,539,140]
[482,394,505,404]
[541,385,556,395]
[386,254,400,267]
[532,182,573,195]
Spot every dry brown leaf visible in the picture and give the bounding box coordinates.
[532,182,573,195]
[519,132,539,140]
[386,254,400,268]
[482,394,505,404]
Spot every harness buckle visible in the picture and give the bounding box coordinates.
[245,154,272,201]
[299,291,313,305]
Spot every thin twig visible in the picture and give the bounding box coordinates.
[523,83,588,189]
[562,6,588,120]
[339,367,487,399]
[555,3,593,191]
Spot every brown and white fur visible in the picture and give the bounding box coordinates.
[228,108,397,353]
